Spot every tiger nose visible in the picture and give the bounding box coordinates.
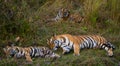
[10,53,14,57]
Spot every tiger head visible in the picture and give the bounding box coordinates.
[58,8,70,19]
[47,35,62,51]
[3,44,19,58]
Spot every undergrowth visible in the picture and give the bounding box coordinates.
[0,0,120,66]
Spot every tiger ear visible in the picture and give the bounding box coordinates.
[47,39,49,42]
[3,48,7,53]
[11,44,14,47]
[53,33,56,37]
[15,48,19,52]
[15,36,20,42]
[8,41,14,47]
[61,8,64,11]
[3,45,9,53]
[47,39,49,45]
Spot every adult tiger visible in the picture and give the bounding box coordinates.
[3,44,60,62]
[47,34,115,56]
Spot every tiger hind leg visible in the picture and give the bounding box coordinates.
[101,42,115,57]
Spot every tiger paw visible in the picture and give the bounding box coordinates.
[62,52,65,55]
[26,59,33,62]
[25,61,33,64]
[62,51,68,55]
[73,53,80,56]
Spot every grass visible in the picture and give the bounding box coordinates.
[0,0,120,66]
[0,49,120,66]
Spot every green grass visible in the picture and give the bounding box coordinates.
[0,0,120,66]
[0,49,120,66]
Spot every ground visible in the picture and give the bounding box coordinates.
[0,0,120,66]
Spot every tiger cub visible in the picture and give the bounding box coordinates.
[47,34,115,56]
[3,45,60,62]
[69,13,84,23]
[46,8,84,23]
[46,8,70,22]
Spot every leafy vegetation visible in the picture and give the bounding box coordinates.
[0,0,120,66]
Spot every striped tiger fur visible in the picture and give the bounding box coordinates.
[46,8,84,23]
[47,34,115,56]
[46,8,70,22]
[54,8,70,21]
[69,13,84,23]
[3,45,60,62]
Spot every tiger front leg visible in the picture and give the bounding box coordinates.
[25,52,33,62]
[73,44,80,56]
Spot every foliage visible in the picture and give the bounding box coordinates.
[0,0,120,66]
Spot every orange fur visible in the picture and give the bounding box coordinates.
[69,13,84,23]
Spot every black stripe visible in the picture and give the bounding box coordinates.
[83,37,89,48]
[61,37,66,43]
[47,50,50,54]
[87,37,94,48]
[41,48,44,55]
[20,50,23,54]
[82,43,85,49]
[40,48,44,57]
[86,37,91,48]
[38,48,41,56]
[36,48,39,56]
[15,47,20,52]
[72,42,74,48]
[67,47,71,50]
[30,47,33,57]
[63,45,68,48]
[108,42,115,49]
[33,47,37,57]
[79,37,87,48]
[100,44,105,49]
[67,39,71,47]
[102,44,110,50]
[90,36,98,46]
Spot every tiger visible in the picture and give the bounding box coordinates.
[69,13,84,23]
[46,8,84,23]
[3,44,60,62]
[47,34,115,57]
[46,8,70,22]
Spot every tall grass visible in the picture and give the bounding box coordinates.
[0,0,47,41]
[83,0,120,27]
